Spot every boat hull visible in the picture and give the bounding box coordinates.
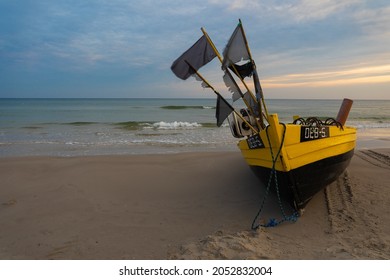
[236,114,357,211]
[249,149,354,210]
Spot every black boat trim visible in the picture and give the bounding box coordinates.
[250,149,354,210]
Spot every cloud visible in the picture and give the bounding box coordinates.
[353,5,390,40]
[263,63,390,88]
[210,0,262,11]
[1,1,186,70]
[2,0,368,71]
[208,0,360,22]
[286,0,361,22]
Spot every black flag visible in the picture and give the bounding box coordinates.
[216,95,234,127]
[171,35,217,80]
[228,61,253,79]
[222,23,251,71]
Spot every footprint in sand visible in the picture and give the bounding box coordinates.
[2,199,17,207]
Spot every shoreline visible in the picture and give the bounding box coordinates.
[1,149,389,259]
[1,127,389,159]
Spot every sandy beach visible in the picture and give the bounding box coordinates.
[0,148,389,260]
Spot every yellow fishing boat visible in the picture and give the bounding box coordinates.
[171,19,357,225]
[229,105,356,211]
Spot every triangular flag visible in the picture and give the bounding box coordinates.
[216,95,234,127]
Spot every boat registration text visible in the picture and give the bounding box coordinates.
[300,126,330,142]
[247,134,265,149]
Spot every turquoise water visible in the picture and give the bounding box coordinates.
[0,98,389,157]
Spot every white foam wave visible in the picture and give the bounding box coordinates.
[349,121,390,129]
[152,121,202,130]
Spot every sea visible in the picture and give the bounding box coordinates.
[0,98,389,157]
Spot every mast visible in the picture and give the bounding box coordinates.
[201,27,259,128]
[238,19,269,123]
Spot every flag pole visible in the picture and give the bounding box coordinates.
[238,19,269,120]
[185,60,258,134]
[200,27,259,124]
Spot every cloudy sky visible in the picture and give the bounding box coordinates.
[1,0,389,99]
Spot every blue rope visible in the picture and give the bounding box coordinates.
[251,123,299,230]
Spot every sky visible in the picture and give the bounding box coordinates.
[0,0,389,99]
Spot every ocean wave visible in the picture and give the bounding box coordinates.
[22,126,43,129]
[153,121,202,129]
[354,123,390,129]
[115,121,153,130]
[114,121,204,130]
[55,121,218,131]
[160,105,215,110]
[64,122,97,126]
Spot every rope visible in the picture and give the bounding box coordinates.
[251,123,299,230]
